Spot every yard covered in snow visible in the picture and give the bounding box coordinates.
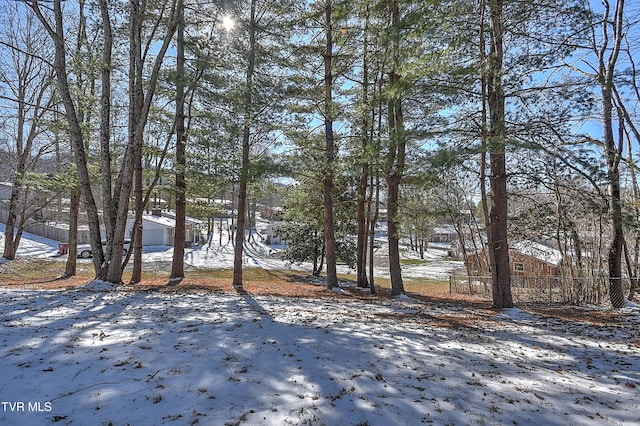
[1,225,639,425]
[1,284,639,425]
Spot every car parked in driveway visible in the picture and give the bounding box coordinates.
[77,240,131,258]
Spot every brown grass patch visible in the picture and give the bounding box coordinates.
[0,258,94,289]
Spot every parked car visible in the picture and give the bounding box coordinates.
[77,240,131,259]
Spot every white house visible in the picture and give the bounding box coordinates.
[264,221,287,246]
[126,209,204,246]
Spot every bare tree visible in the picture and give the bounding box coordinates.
[589,0,627,308]
[26,0,106,275]
[97,0,114,263]
[0,4,55,260]
[125,0,179,284]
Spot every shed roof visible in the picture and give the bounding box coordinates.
[511,241,562,266]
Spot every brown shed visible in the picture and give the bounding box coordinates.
[466,240,562,277]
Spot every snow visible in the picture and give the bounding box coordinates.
[0,221,461,279]
[1,224,640,425]
[510,240,563,266]
[1,289,639,425]
[0,223,61,259]
[80,280,119,292]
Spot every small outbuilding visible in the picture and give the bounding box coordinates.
[466,240,563,277]
[509,240,563,276]
[126,209,203,246]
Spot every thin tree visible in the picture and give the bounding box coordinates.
[355,1,374,289]
[590,0,627,308]
[233,0,257,290]
[126,0,179,284]
[26,0,106,275]
[98,0,114,261]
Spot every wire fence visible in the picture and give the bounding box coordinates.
[449,273,634,306]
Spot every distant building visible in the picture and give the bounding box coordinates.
[466,240,563,277]
[264,221,287,246]
[509,241,563,276]
[126,209,204,246]
[430,226,458,244]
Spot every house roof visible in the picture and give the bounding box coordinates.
[140,212,204,227]
[142,214,176,228]
[511,241,562,266]
[433,226,457,235]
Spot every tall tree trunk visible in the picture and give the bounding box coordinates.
[28,0,105,276]
[486,0,512,308]
[622,110,640,301]
[323,0,338,290]
[385,0,405,297]
[99,0,114,256]
[233,0,257,289]
[171,0,186,282]
[122,0,179,284]
[386,173,404,296]
[357,168,369,288]
[5,1,73,263]
[597,0,626,308]
[479,0,492,281]
[130,134,144,283]
[356,3,372,289]
[126,0,144,284]
[605,102,625,307]
[2,66,30,260]
[368,77,384,295]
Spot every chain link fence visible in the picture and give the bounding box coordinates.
[449,273,634,306]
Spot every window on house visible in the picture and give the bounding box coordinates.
[513,262,524,273]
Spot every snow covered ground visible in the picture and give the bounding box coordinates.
[1,287,639,425]
[1,225,639,425]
